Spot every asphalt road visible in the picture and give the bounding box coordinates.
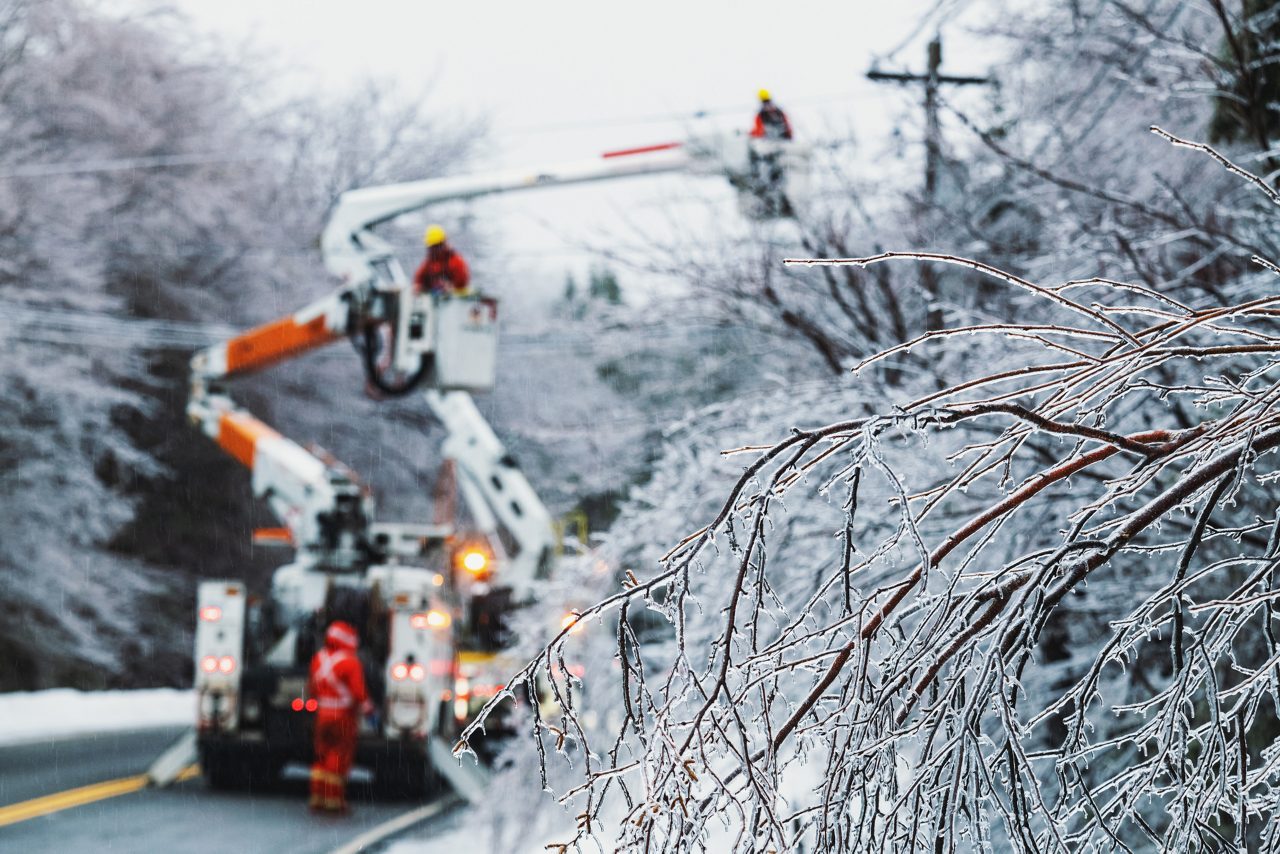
[0,728,434,853]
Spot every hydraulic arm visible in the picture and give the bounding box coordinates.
[316,135,784,593]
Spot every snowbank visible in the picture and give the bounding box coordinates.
[0,688,193,746]
[383,823,566,854]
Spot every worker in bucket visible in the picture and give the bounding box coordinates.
[747,89,795,216]
[750,89,793,141]
[412,224,471,296]
[307,620,370,814]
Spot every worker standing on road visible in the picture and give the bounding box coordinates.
[412,224,471,296]
[308,620,370,814]
[750,89,793,141]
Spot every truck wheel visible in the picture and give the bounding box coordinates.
[202,750,279,791]
[376,753,436,800]
[202,751,247,790]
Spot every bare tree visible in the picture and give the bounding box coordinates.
[459,129,1280,851]
[0,0,483,689]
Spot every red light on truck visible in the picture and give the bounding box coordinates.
[391,662,409,681]
[291,698,304,712]
[218,656,236,674]
[199,605,222,622]
[200,656,218,673]
[305,699,318,712]
[409,664,425,682]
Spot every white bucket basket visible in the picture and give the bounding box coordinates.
[433,296,499,392]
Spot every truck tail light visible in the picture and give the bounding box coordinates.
[218,656,236,674]
[199,605,222,622]
[200,656,218,673]
[292,698,304,712]
[306,699,318,712]
[392,662,425,682]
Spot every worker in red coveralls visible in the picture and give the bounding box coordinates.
[750,89,793,141]
[412,224,471,296]
[308,620,369,813]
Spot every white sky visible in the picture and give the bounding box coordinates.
[161,1,985,151]
[144,0,995,300]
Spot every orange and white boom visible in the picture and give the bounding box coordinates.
[189,288,358,385]
[188,386,451,568]
[316,137,764,594]
[187,391,373,565]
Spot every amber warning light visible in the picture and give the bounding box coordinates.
[460,549,489,575]
[410,610,451,630]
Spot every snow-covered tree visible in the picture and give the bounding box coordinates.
[463,131,1280,852]
[0,0,481,689]
[457,2,1280,850]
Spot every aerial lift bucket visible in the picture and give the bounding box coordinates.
[432,296,499,392]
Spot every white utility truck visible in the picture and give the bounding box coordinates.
[188,130,806,796]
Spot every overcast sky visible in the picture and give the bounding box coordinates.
[150,0,993,302]
[159,1,991,156]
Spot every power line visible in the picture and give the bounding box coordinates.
[872,0,973,66]
[0,299,742,354]
[504,88,892,138]
[0,88,883,183]
[0,151,262,181]
[866,34,992,331]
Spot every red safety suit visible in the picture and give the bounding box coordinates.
[412,244,471,295]
[750,102,793,141]
[307,621,368,813]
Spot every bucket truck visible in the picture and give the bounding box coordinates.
[188,129,806,797]
[187,296,492,795]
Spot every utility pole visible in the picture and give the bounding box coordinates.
[868,36,991,329]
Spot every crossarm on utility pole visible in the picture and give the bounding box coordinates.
[866,35,992,330]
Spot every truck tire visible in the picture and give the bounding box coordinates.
[202,748,281,792]
[375,751,436,800]
[202,751,248,791]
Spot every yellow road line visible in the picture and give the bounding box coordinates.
[174,763,201,783]
[0,763,201,828]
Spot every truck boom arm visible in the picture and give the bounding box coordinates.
[189,289,356,384]
[187,389,369,561]
[319,139,737,595]
[426,391,556,598]
[322,143,697,288]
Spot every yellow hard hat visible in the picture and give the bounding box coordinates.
[424,224,447,247]
[758,88,772,102]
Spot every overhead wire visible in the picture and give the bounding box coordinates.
[0,84,887,183]
[0,299,744,355]
[870,0,975,67]
[503,88,893,138]
[0,151,263,181]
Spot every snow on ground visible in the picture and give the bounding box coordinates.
[382,822,477,854]
[383,814,576,854]
[0,688,193,746]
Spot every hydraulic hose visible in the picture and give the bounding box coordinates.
[356,323,428,397]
